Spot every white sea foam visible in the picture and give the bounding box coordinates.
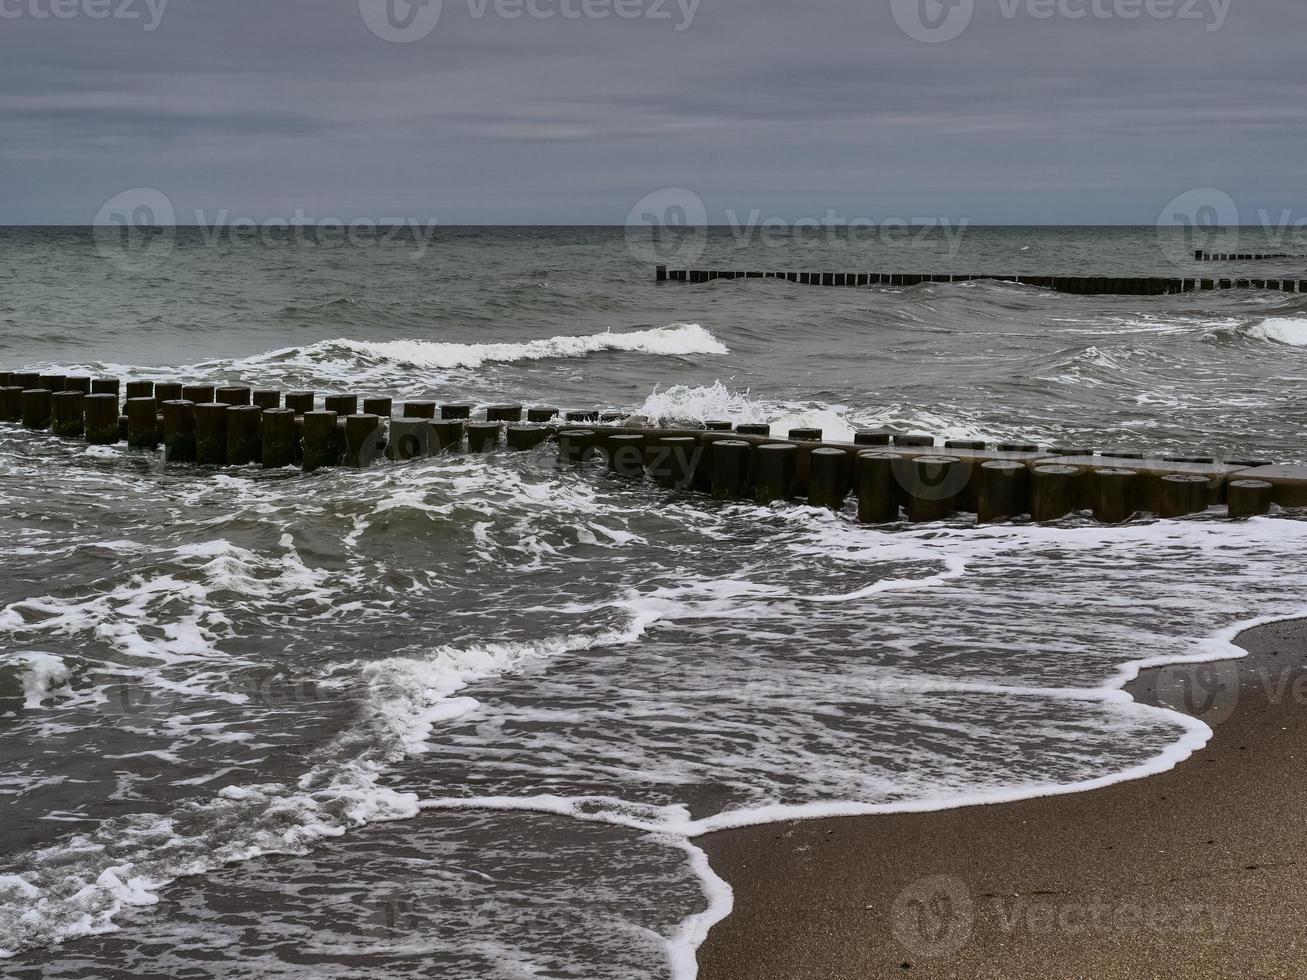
[6,652,72,709]
[359,608,661,760]
[237,323,727,382]
[636,382,768,428]
[632,383,1007,445]
[1246,317,1307,346]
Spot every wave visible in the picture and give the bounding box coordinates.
[0,606,659,962]
[632,383,1022,445]
[40,323,728,392]
[237,323,727,381]
[1244,317,1307,347]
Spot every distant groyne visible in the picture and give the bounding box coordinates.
[3,371,1306,527]
[1194,250,1305,263]
[655,266,1307,294]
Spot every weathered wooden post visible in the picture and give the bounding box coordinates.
[606,433,645,477]
[650,436,697,488]
[124,397,159,448]
[1158,474,1209,518]
[344,414,382,466]
[21,389,53,430]
[905,456,961,522]
[1030,464,1084,521]
[195,403,229,465]
[403,401,437,419]
[466,421,501,453]
[84,393,121,445]
[1227,479,1273,519]
[755,443,798,503]
[284,391,316,414]
[807,447,849,510]
[324,394,358,417]
[711,440,753,499]
[301,411,340,472]
[162,400,197,462]
[506,424,549,451]
[1092,468,1138,524]
[977,460,1029,523]
[261,408,295,468]
[51,391,85,437]
[386,419,431,460]
[226,405,263,464]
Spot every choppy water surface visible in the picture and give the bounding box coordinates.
[3,227,1307,978]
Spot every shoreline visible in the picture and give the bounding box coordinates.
[696,616,1307,979]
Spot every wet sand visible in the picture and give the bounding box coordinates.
[698,618,1307,979]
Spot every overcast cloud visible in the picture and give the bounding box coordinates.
[1,0,1303,224]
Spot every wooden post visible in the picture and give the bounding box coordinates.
[386,419,433,460]
[261,408,295,468]
[1227,479,1273,519]
[226,405,263,464]
[162,400,197,462]
[195,403,229,465]
[905,456,961,522]
[711,440,753,499]
[755,443,798,503]
[403,401,437,419]
[1092,468,1137,524]
[51,391,85,438]
[125,397,159,448]
[977,460,1028,523]
[84,393,120,445]
[301,411,340,471]
[466,421,501,453]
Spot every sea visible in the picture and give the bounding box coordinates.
[2,224,1307,978]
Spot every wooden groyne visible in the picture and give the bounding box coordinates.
[654,266,1307,294]
[1194,250,1304,262]
[4,370,1306,527]
[555,425,1307,525]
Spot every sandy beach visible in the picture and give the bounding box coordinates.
[698,618,1307,979]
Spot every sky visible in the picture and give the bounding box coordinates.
[1,0,1304,225]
